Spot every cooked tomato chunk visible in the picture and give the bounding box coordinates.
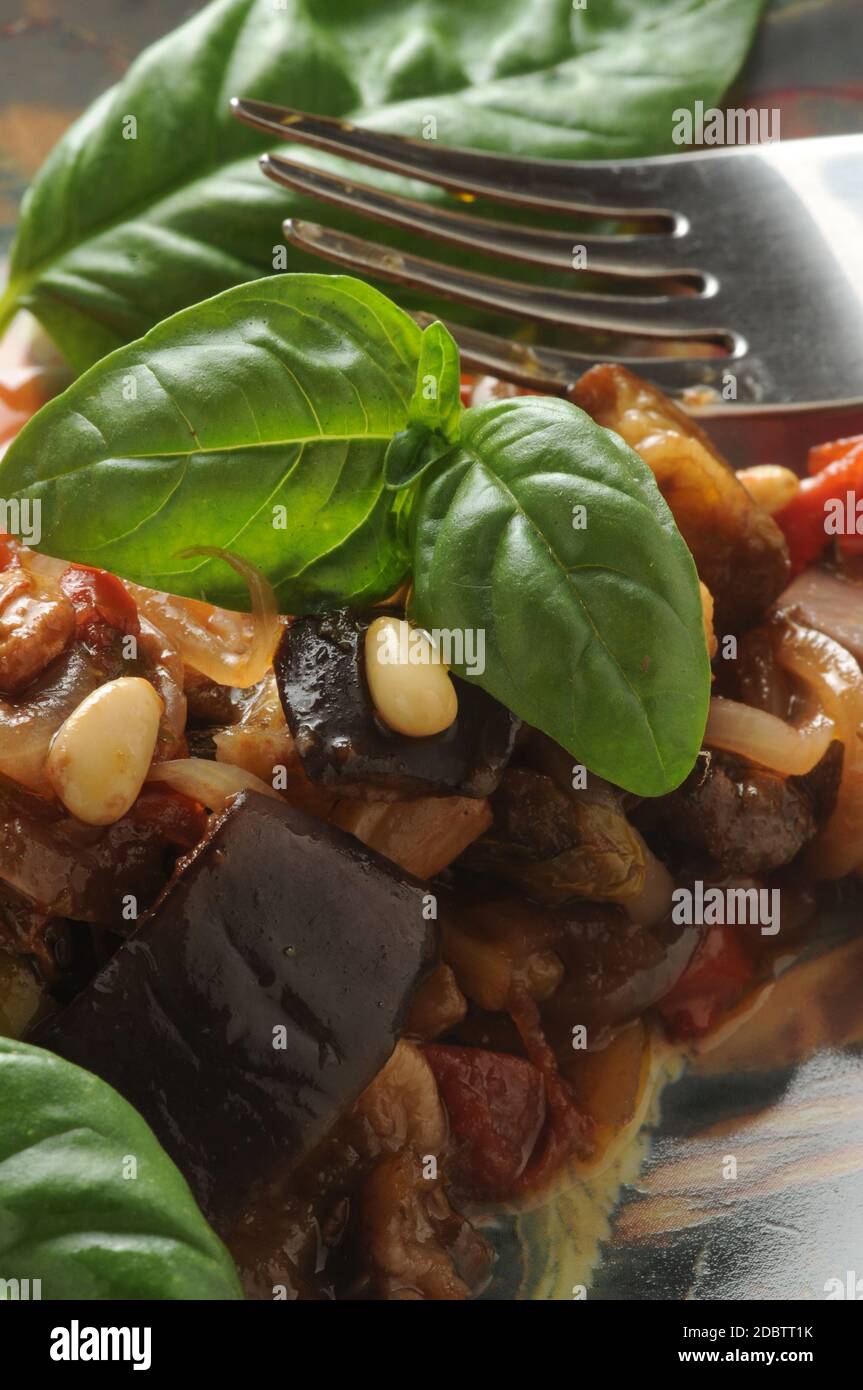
[424,1044,546,1199]
[60,563,140,647]
[657,923,754,1039]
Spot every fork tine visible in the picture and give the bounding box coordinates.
[232,97,678,220]
[443,317,863,442]
[416,314,733,397]
[283,219,732,345]
[261,153,694,281]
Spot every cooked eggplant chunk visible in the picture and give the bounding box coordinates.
[634,744,843,875]
[35,791,435,1230]
[275,610,520,797]
[460,768,645,905]
[572,365,790,632]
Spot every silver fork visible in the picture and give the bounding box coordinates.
[231,98,863,463]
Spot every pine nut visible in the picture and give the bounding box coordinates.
[365,616,458,738]
[47,677,163,825]
[736,464,800,514]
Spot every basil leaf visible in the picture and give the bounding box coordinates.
[0,276,459,610]
[0,0,764,370]
[384,424,454,491]
[0,1038,242,1300]
[408,395,710,796]
[407,320,462,442]
[384,319,461,489]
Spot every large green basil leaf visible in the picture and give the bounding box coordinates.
[0,0,764,370]
[0,1038,242,1300]
[407,395,711,796]
[0,274,455,610]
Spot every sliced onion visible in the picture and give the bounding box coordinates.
[24,544,280,689]
[778,568,863,663]
[129,549,281,688]
[0,640,113,792]
[212,671,295,782]
[705,695,834,776]
[147,757,281,811]
[775,619,863,879]
[22,544,281,687]
[13,552,187,772]
[137,616,187,754]
[0,706,64,792]
[21,550,67,584]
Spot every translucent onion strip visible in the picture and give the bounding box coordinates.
[0,635,111,793]
[705,695,834,776]
[147,758,281,812]
[779,568,863,664]
[129,549,281,688]
[137,616,186,753]
[25,544,280,689]
[775,619,863,879]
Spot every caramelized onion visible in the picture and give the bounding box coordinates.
[0,644,117,792]
[21,549,66,585]
[129,550,281,688]
[778,568,863,664]
[212,671,293,781]
[0,704,63,792]
[23,543,280,689]
[6,551,186,780]
[137,617,186,755]
[147,757,280,811]
[0,551,73,789]
[705,696,834,776]
[774,619,863,878]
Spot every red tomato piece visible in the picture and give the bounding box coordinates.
[424,1043,546,1200]
[60,564,140,646]
[775,443,863,573]
[807,434,863,476]
[656,923,754,1040]
[0,533,23,570]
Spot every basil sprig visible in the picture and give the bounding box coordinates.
[402,395,710,796]
[0,274,709,793]
[0,275,431,611]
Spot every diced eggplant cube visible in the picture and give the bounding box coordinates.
[36,791,435,1230]
[275,610,520,797]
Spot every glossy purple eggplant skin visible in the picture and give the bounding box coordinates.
[275,610,521,797]
[35,791,436,1231]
